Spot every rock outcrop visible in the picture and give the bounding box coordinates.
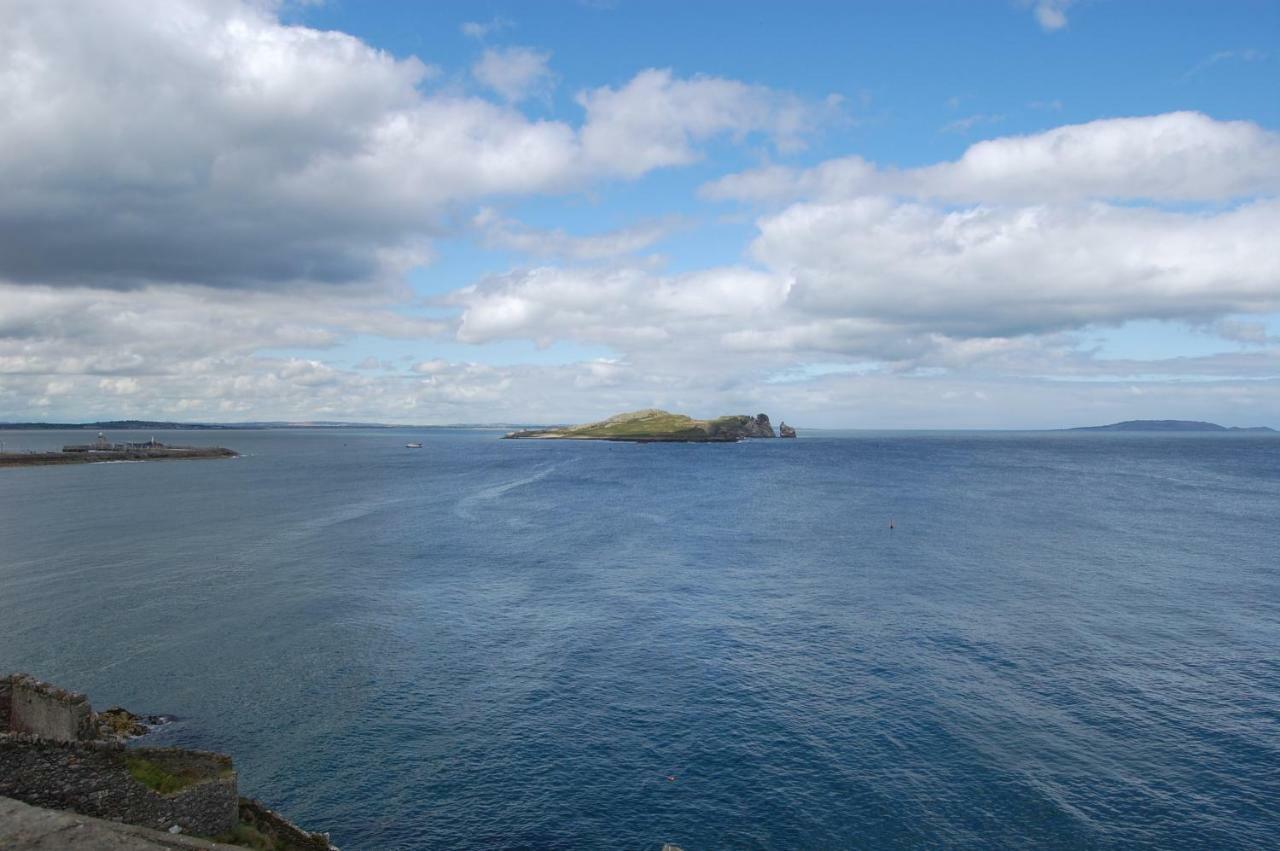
[706,413,775,440]
[779,422,796,438]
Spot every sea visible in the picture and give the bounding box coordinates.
[1,428,1277,849]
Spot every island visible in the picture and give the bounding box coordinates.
[0,433,238,468]
[503,409,788,442]
[1068,420,1276,433]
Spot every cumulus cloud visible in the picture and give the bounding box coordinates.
[472,46,556,103]
[751,197,1280,339]
[703,112,1280,204]
[0,0,574,290]
[445,110,1280,384]
[0,0,825,292]
[441,198,1280,374]
[577,69,827,177]
[0,282,444,381]
[451,265,787,351]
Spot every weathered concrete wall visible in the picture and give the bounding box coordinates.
[2,674,94,742]
[0,736,239,837]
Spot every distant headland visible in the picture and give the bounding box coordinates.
[504,409,798,442]
[0,433,238,468]
[1067,420,1276,433]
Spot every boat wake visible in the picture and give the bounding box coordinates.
[454,462,561,520]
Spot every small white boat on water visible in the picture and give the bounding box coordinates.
[405,442,423,448]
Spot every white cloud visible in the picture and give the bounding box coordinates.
[703,112,1280,204]
[0,282,444,380]
[750,197,1280,340]
[1030,0,1072,31]
[451,265,788,353]
[472,46,555,103]
[0,0,824,292]
[576,69,827,177]
[440,198,1280,376]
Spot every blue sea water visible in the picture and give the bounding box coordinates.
[1,428,1277,849]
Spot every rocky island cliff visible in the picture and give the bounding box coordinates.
[504,409,788,442]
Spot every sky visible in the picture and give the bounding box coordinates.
[0,0,1277,428]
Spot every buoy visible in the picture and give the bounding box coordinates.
[889,519,895,530]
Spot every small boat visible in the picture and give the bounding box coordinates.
[405,442,423,449]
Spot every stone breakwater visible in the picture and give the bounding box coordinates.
[0,673,334,850]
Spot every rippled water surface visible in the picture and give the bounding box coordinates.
[1,428,1277,849]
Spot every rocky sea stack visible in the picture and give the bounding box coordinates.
[504,409,786,443]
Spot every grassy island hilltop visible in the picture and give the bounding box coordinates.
[503,409,790,442]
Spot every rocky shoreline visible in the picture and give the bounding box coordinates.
[1,673,334,851]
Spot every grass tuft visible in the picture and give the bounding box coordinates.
[125,756,191,794]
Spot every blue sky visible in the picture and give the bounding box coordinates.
[0,0,1277,426]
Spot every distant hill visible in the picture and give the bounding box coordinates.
[0,420,231,430]
[1068,420,1276,433]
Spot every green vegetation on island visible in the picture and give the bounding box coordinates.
[503,409,794,442]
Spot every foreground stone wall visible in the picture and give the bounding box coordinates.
[239,799,335,851]
[0,735,239,837]
[1,673,94,742]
